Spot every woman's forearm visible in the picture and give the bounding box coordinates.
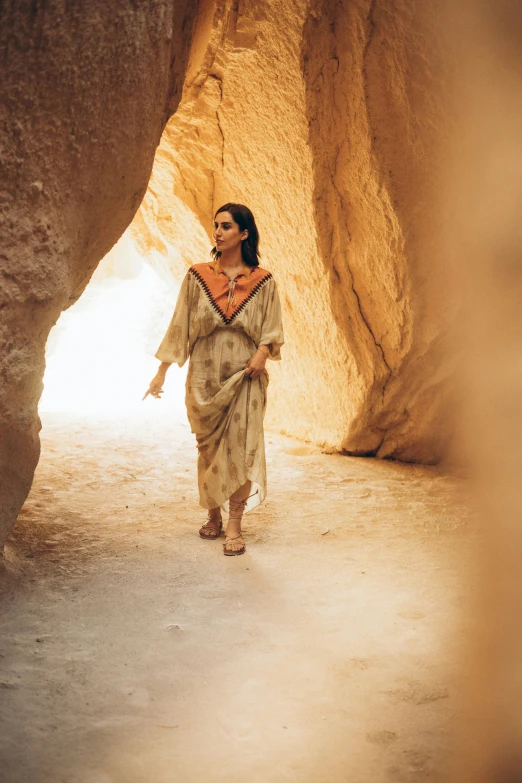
[158,361,172,376]
[257,344,270,358]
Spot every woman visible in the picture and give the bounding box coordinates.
[144,203,284,556]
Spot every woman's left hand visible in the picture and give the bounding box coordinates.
[244,348,268,380]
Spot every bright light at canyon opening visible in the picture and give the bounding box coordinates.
[40,246,186,416]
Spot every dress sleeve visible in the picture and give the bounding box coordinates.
[155,270,192,367]
[259,277,284,361]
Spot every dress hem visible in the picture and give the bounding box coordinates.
[198,474,266,516]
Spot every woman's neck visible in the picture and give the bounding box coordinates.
[219,246,245,271]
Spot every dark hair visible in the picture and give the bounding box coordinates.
[210,203,260,267]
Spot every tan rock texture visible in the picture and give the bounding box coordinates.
[131,0,458,463]
[302,1,458,462]
[0,1,199,548]
[444,1,522,780]
[1,0,460,548]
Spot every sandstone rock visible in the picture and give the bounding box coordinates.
[441,1,522,780]
[1,0,462,549]
[0,1,199,549]
[130,0,458,464]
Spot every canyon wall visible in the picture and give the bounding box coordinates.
[131,0,457,463]
[0,0,199,549]
[445,1,522,780]
[3,1,522,774]
[1,0,458,548]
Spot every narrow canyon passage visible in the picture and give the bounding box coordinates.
[1,409,472,783]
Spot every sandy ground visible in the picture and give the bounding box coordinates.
[0,409,474,783]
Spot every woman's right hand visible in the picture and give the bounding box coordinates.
[142,370,167,400]
[244,348,268,380]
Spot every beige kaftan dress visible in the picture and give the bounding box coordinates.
[155,259,284,514]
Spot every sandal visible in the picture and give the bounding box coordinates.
[223,532,246,556]
[199,515,223,539]
[223,497,247,556]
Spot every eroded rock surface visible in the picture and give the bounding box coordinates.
[1,0,460,548]
[0,1,199,547]
[302,1,458,462]
[131,0,458,464]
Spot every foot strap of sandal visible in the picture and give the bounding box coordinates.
[224,533,245,552]
[229,489,258,511]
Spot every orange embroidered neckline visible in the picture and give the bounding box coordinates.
[190,262,272,324]
[208,259,253,280]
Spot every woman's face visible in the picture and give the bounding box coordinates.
[213,211,248,254]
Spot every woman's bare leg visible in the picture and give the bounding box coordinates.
[230,480,252,504]
[225,480,251,552]
[208,506,222,522]
[199,505,222,538]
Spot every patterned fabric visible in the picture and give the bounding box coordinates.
[155,261,284,514]
[190,259,273,324]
